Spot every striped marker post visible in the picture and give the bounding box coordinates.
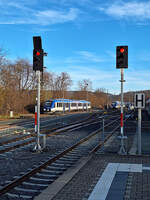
[118,68,126,155]
[35,105,37,133]
[33,71,42,151]
[121,112,123,134]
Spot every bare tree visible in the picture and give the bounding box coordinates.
[77,79,92,100]
[42,71,55,91]
[52,72,72,99]
[78,79,92,91]
[0,48,7,66]
[0,59,37,114]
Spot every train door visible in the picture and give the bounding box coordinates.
[63,103,65,112]
[77,103,79,110]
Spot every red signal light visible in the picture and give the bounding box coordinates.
[120,48,124,53]
[36,51,40,56]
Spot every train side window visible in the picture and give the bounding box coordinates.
[71,103,77,107]
[66,103,69,107]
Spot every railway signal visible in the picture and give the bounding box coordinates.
[116,46,128,69]
[33,36,47,152]
[116,45,128,155]
[33,49,44,71]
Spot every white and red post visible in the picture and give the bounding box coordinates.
[118,68,126,154]
[35,105,37,133]
[33,70,42,151]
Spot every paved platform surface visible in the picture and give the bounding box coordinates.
[35,153,150,200]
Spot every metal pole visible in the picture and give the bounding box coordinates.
[34,71,41,151]
[106,89,108,109]
[101,117,105,151]
[62,81,64,127]
[138,108,141,155]
[121,69,124,138]
[35,105,37,133]
[86,83,88,112]
[62,79,65,115]
[118,68,126,154]
[87,91,88,112]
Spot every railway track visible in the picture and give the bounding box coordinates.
[0,113,124,199]
[0,111,120,154]
[0,110,119,134]
[0,115,123,199]
[0,112,94,138]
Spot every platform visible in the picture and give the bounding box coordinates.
[35,153,150,200]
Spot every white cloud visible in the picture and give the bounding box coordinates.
[35,8,79,25]
[67,65,118,81]
[99,1,150,21]
[0,0,80,26]
[66,65,120,91]
[77,51,104,62]
[62,51,105,64]
[48,0,92,7]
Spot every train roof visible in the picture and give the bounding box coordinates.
[45,99,91,104]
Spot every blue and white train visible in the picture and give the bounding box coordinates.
[111,101,131,109]
[111,101,121,109]
[43,99,91,113]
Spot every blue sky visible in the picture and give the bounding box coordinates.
[1,0,150,94]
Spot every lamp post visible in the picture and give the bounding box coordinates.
[86,83,88,112]
[62,78,65,115]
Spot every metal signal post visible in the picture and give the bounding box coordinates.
[33,36,47,152]
[116,45,128,155]
[118,68,126,154]
[33,71,42,151]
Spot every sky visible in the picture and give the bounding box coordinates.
[0,0,150,94]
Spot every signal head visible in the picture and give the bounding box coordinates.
[120,48,125,53]
[116,46,128,69]
[33,49,44,71]
[36,51,40,56]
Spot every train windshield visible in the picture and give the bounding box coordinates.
[44,101,52,107]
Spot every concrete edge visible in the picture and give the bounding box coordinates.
[34,155,92,200]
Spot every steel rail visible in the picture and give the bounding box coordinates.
[0,112,114,154]
[90,116,131,153]
[0,117,120,196]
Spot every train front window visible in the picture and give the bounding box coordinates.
[44,101,52,107]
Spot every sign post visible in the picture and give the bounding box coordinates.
[138,108,141,155]
[134,93,145,155]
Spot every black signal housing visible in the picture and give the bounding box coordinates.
[116,46,128,69]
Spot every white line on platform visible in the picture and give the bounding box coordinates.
[143,166,150,171]
[88,163,119,200]
[88,162,143,200]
